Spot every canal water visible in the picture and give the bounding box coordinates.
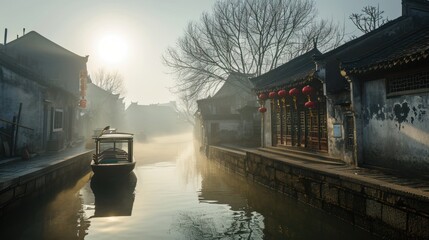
[1,133,379,240]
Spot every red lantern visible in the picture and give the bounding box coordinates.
[258,93,267,100]
[80,71,87,98]
[258,107,267,113]
[304,101,316,109]
[288,88,299,96]
[302,85,314,95]
[278,89,287,98]
[268,91,277,99]
[79,99,87,108]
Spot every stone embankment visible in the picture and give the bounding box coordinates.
[0,148,93,217]
[208,145,429,240]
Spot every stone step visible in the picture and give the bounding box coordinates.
[258,146,344,165]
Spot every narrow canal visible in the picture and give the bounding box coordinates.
[2,133,379,239]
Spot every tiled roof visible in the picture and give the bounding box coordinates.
[342,26,429,74]
[212,72,254,99]
[312,15,429,93]
[5,31,86,60]
[314,16,409,62]
[250,48,321,92]
[0,50,47,86]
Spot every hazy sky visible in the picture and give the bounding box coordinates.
[0,0,401,106]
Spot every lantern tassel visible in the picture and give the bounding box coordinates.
[293,96,297,110]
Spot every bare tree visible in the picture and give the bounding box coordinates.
[92,68,126,96]
[349,5,389,34]
[175,92,197,126]
[163,0,344,101]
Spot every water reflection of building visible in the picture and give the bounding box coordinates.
[198,160,376,240]
[0,174,91,239]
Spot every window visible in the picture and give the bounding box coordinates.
[387,70,429,96]
[53,109,64,132]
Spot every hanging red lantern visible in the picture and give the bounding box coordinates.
[258,93,267,100]
[79,99,87,108]
[302,85,314,96]
[278,89,287,98]
[288,88,299,109]
[258,107,267,113]
[288,88,299,96]
[268,91,277,99]
[304,101,316,109]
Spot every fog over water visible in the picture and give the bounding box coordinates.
[1,133,379,239]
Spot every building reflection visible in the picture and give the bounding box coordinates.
[89,172,137,217]
[196,156,378,240]
[0,174,91,240]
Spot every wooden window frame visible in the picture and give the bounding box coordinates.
[386,70,429,98]
[53,109,64,132]
[345,115,354,151]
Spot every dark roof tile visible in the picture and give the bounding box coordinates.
[250,48,321,91]
[342,26,429,73]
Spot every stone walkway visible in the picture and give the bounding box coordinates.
[0,145,93,191]
[220,144,429,198]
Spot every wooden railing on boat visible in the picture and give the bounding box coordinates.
[93,148,129,164]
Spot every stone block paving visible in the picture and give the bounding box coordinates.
[328,165,429,196]
[220,144,429,199]
[0,146,92,191]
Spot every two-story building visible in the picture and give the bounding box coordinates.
[85,81,125,135]
[196,72,259,150]
[125,101,190,140]
[252,0,429,176]
[0,31,88,155]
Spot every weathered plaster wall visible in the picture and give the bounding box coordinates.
[218,120,240,132]
[362,79,429,173]
[4,42,86,96]
[0,65,81,153]
[44,88,79,146]
[205,120,240,144]
[0,67,45,152]
[326,93,354,165]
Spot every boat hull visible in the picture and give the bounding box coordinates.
[91,162,136,178]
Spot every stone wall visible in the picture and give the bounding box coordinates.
[0,150,92,216]
[208,146,429,240]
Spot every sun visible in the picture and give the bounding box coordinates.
[97,34,128,65]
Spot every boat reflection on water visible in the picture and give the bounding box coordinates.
[90,172,137,217]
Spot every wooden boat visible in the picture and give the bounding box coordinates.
[91,132,135,177]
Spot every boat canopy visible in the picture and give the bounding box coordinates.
[93,132,134,165]
[94,133,134,141]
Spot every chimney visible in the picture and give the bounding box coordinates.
[23,28,26,35]
[4,28,7,45]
